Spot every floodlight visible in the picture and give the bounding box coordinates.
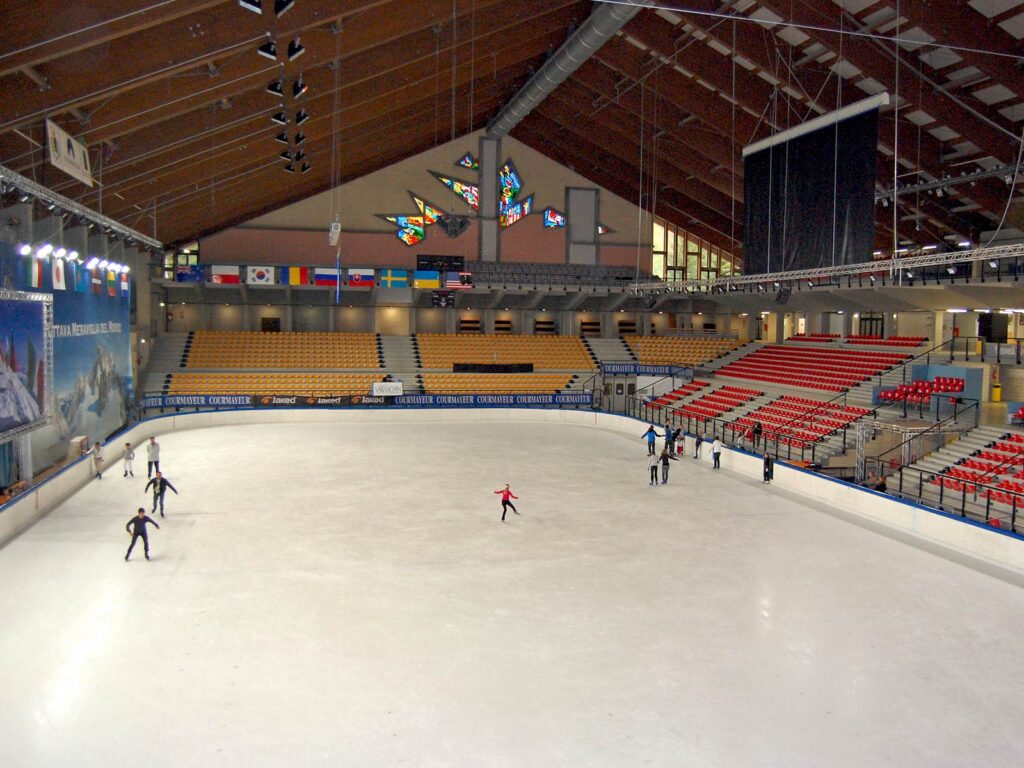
[287,37,305,61]
[293,132,306,146]
[98,259,109,269]
[284,164,295,174]
[275,0,294,16]
[271,110,288,125]
[280,150,294,161]
[294,108,309,125]
[300,162,311,174]
[292,76,307,98]
[257,41,278,60]
[18,243,31,256]
[274,132,290,145]
[266,79,284,97]
[36,243,52,258]
[239,0,262,12]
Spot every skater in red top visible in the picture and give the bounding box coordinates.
[494,483,519,522]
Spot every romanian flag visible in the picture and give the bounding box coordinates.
[378,269,408,287]
[313,268,339,286]
[281,266,309,285]
[413,269,440,289]
[107,270,117,296]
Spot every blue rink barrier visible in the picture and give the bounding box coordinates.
[141,392,593,410]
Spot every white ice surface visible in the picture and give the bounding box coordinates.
[2,419,1024,768]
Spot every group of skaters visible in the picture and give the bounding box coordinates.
[641,422,774,485]
[88,436,178,561]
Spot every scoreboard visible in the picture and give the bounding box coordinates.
[417,255,465,272]
[431,290,456,307]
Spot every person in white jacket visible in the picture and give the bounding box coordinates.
[648,452,659,485]
[123,442,135,478]
[91,442,104,479]
[146,437,160,479]
[712,437,723,469]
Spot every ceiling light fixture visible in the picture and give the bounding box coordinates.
[292,76,307,98]
[293,132,306,146]
[35,244,52,259]
[275,0,294,17]
[280,150,294,161]
[284,164,296,174]
[239,0,262,12]
[271,110,288,125]
[266,79,283,97]
[287,37,305,61]
[18,243,31,256]
[257,40,278,60]
[274,132,290,145]
[300,162,311,174]
[294,108,309,125]
[85,257,99,270]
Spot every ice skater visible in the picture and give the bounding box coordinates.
[762,452,773,483]
[664,422,675,456]
[144,471,178,517]
[641,425,661,456]
[660,448,672,485]
[123,442,135,478]
[125,507,159,561]
[146,436,160,478]
[91,441,104,479]
[648,452,659,485]
[494,483,519,522]
[712,437,722,469]
[693,430,703,459]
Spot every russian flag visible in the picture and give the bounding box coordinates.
[313,268,339,286]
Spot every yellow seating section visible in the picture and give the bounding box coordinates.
[625,336,742,365]
[417,334,595,369]
[422,373,574,394]
[187,331,380,369]
[168,373,385,395]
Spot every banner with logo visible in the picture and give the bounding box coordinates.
[601,363,693,377]
[47,119,94,187]
[142,392,593,410]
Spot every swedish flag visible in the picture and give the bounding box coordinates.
[379,269,409,287]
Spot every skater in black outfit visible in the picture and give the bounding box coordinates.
[144,471,178,517]
[762,452,773,483]
[125,507,159,561]
[753,421,763,449]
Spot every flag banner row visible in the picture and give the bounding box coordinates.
[184,265,471,289]
[14,252,129,298]
[142,392,592,410]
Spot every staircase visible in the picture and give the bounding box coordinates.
[139,333,190,394]
[585,337,636,365]
[379,335,423,392]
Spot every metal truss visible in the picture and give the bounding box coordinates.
[631,243,1024,294]
[0,164,162,252]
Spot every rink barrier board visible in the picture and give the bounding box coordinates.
[2,407,1024,576]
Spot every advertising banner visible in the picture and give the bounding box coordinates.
[601,363,693,377]
[143,392,593,410]
[0,296,48,438]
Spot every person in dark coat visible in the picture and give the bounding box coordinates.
[763,452,774,483]
[144,471,178,517]
[125,507,160,561]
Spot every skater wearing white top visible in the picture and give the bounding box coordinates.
[712,437,722,469]
[91,442,104,479]
[123,442,135,478]
[648,453,659,485]
[146,437,160,478]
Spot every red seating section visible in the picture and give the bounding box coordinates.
[931,432,1024,509]
[643,380,709,415]
[786,333,840,343]
[878,377,964,405]
[735,395,871,448]
[848,335,927,347]
[678,385,762,421]
[716,345,908,392]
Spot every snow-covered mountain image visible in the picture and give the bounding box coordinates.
[56,342,128,443]
[0,355,42,432]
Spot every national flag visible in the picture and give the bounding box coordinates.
[91,269,102,294]
[313,268,339,286]
[210,265,241,284]
[446,271,472,289]
[52,257,66,290]
[347,268,374,287]
[107,270,117,296]
[413,269,440,289]
[75,264,90,292]
[246,266,275,284]
[281,266,309,285]
[27,258,43,289]
[120,272,130,297]
[65,261,77,292]
[377,269,408,287]
[175,264,205,283]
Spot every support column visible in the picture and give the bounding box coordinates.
[478,135,500,262]
[567,187,598,265]
[773,312,786,344]
[15,435,32,482]
[745,314,759,342]
[445,309,458,334]
[840,311,854,337]
[559,311,573,335]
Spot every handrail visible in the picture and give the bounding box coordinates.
[975,436,1023,484]
[758,389,851,439]
[885,463,1023,535]
[868,399,980,472]
[875,337,954,387]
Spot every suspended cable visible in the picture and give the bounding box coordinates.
[634,77,645,284]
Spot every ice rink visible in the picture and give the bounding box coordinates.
[2,417,1024,767]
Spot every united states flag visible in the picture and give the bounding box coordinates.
[445,271,472,289]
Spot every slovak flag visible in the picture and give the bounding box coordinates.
[52,257,66,290]
[347,268,374,287]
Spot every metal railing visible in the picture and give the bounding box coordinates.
[884,464,1023,535]
[626,393,861,465]
[864,399,980,477]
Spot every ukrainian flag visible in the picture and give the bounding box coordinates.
[413,270,440,289]
[378,269,409,287]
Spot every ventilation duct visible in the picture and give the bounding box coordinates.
[486,3,641,138]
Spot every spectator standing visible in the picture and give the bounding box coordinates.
[763,453,773,483]
[712,437,722,469]
[91,442,104,480]
[146,437,160,478]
